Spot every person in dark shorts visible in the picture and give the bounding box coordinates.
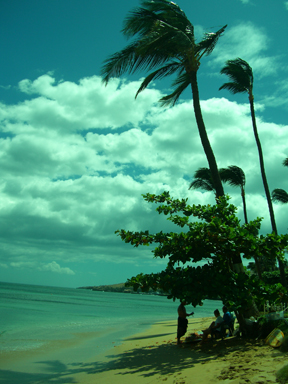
[177,301,194,344]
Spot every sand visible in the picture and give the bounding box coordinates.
[0,317,287,384]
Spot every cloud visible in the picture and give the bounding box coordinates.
[211,22,279,77]
[1,74,288,282]
[14,75,161,133]
[261,79,288,109]
[39,261,75,275]
[285,1,288,10]
[9,259,75,275]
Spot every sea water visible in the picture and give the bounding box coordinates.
[0,282,222,356]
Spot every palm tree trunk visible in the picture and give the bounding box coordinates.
[189,72,224,199]
[241,187,262,279]
[249,97,287,287]
[241,187,248,225]
[189,72,259,318]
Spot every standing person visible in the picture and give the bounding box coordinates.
[200,309,223,345]
[177,301,194,345]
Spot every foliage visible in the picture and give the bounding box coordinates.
[116,192,288,312]
[219,165,246,189]
[219,58,253,95]
[102,0,227,107]
[189,167,215,193]
[276,365,288,384]
[257,316,288,339]
[262,270,288,285]
[272,189,288,204]
[272,158,288,204]
[102,0,226,197]
[220,57,287,288]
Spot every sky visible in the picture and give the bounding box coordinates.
[0,0,288,288]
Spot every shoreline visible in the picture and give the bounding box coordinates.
[0,317,287,383]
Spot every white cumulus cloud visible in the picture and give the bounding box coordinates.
[39,261,75,275]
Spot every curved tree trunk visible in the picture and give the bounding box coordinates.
[249,97,287,287]
[190,71,224,199]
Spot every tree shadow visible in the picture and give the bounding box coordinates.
[0,366,76,384]
[0,337,271,383]
[125,332,174,341]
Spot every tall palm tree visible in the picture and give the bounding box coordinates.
[272,157,288,204]
[219,166,248,224]
[219,165,264,279]
[189,167,216,194]
[101,0,226,198]
[219,58,286,287]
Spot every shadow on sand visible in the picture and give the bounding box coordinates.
[0,337,270,384]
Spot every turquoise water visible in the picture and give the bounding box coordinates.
[0,282,222,355]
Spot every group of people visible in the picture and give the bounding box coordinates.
[177,301,233,345]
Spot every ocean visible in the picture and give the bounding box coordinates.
[0,281,222,358]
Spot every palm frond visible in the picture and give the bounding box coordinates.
[283,158,288,167]
[137,28,191,58]
[189,179,215,192]
[219,165,245,187]
[159,72,191,106]
[219,82,247,94]
[219,58,253,94]
[122,8,159,38]
[101,39,174,84]
[135,62,182,98]
[196,24,227,57]
[189,167,215,192]
[272,189,288,204]
[123,0,194,43]
[140,0,194,37]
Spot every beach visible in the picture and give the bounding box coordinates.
[1,317,287,384]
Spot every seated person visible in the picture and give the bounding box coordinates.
[200,309,223,345]
[222,305,234,334]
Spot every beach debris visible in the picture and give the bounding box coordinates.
[265,328,284,348]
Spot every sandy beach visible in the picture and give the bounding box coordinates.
[1,317,287,384]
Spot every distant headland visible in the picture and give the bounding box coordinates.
[78,283,166,295]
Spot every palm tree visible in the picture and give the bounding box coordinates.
[219,166,248,224]
[189,167,216,194]
[101,0,226,198]
[272,158,288,204]
[272,189,288,204]
[219,58,286,287]
[219,165,265,279]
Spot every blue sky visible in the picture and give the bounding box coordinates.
[1,0,288,288]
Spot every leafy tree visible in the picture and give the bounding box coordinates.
[219,58,287,287]
[101,0,226,198]
[272,158,288,204]
[189,165,264,280]
[117,193,288,329]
